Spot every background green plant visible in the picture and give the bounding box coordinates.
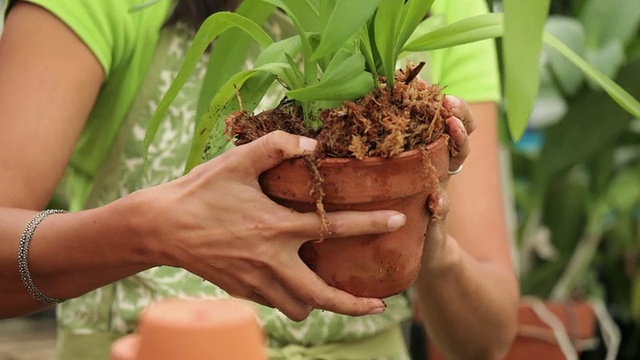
[503,0,640,357]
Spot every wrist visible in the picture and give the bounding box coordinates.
[111,189,162,268]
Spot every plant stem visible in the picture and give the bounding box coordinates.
[302,102,322,130]
[518,208,543,276]
[549,229,603,301]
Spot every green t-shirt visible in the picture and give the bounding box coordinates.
[21,0,174,211]
[3,1,500,359]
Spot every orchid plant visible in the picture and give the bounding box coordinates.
[144,0,640,174]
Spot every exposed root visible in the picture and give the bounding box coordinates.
[304,154,330,240]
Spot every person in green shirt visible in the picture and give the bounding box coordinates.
[0,0,518,359]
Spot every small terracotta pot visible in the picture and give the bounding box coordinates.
[260,135,449,298]
[427,300,597,360]
[110,298,267,360]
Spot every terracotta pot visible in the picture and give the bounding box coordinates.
[427,300,597,360]
[504,300,597,360]
[260,135,449,298]
[110,298,267,360]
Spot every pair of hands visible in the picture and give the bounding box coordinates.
[142,95,475,322]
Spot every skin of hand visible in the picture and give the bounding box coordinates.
[415,97,520,359]
[0,2,394,321]
[134,130,399,321]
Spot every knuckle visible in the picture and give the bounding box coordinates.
[252,212,290,240]
[261,131,290,161]
[307,292,331,310]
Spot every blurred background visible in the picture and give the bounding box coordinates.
[1,0,640,359]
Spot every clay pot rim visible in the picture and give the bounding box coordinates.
[315,134,448,166]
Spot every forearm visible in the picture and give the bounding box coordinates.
[0,193,154,318]
[415,236,519,360]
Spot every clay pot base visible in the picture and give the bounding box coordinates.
[111,298,266,360]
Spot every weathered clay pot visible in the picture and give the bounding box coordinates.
[260,135,449,298]
[427,300,597,360]
[110,298,267,360]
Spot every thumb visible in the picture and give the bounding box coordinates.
[238,130,317,175]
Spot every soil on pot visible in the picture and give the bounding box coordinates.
[226,62,454,160]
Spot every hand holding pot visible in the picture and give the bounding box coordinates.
[421,95,475,269]
[139,131,397,321]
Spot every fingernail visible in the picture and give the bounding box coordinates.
[299,137,317,152]
[387,214,406,231]
[368,307,386,315]
[445,95,460,109]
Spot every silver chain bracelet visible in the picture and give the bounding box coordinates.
[18,209,68,304]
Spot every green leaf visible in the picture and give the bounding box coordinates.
[395,0,435,55]
[544,16,586,96]
[322,48,353,81]
[579,0,640,50]
[584,40,626,81]
[544,33,640,121]
[198,36,302,166]
[196,0,276,126]
[374,0,404,88]
[184,63,290,173]
[319,0,336,29]
[287,53,373,101]
[632,272,640,322]
[144,12,273,159]
[358,26,379,84]
[531,59,640,204]
[261,0,320,32]
[286,71,374,102]
[503,0,551,140]
[312,0,381,60]
[602,161,640,214]
[283,53,305,89]
[259,0,319,84]
[403,13,503,51]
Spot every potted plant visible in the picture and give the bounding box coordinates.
[145,0,640,299]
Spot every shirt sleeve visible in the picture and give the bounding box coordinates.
[428,0,502,103]
[22,0,142,78]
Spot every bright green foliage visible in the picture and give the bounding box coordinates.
[195,0,276,124]
[145,0,640,173]
[502,0,551,139]
[144,11,273,161]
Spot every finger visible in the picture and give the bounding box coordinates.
[426,190,449,220]
[233,130,317,175]
[446,116,470,173]
[422,191,450,269]
[236,266,313,322]
[282,210,407,241]
[444,95,476,135]
[276,257,387,316]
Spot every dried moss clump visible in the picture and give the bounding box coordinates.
[226,62,452,159]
